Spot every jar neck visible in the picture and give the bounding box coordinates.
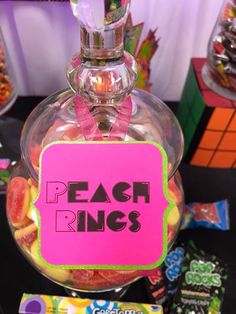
[80,24,124,60]
[67,2,137,105]
[67,52,137,106]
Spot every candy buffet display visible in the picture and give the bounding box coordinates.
[6,0,184,294]
[203,0,236,100]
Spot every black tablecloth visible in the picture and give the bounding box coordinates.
[0,97,236,313]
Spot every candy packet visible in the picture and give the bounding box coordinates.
[145,268,168,306]
[19,294,163,314]
[181,200,230,231]
[171,243,228,314]
[145,242,185,312]
[163,243,185,297]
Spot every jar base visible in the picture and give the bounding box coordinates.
[65,285,129,301]
[202,63,236,101]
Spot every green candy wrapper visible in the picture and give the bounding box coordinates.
[171,243,228,314]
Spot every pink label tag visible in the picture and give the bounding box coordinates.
[35,142,172,270]
[0,159,10,170]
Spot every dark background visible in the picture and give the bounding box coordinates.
[0,97,235,313]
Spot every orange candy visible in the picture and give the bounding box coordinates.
[7,177,30,227]
[15,223,37,248]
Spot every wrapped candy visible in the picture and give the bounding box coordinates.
[182,200,230,231]
[146,242,228,314]
[145,242,185,312]
[171,243,228,314]
[145,268,168,306]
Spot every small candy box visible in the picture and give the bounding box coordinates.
[19,294,163,314]
[6,0,184,294]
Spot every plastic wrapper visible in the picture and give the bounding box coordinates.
[182,200,230,231]
[145,242,185,312]
[171,243,228,314]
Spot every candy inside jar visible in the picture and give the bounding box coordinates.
[6,88,184,292]
[7,168,183,292]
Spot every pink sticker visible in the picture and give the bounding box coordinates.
[35,142,171,270]
[0,159,10,170]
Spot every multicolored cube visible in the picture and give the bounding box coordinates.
[178,58,236,168]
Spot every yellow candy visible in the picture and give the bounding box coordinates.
[30,240,45,270]
[169,189,178,203]
[44,267,71,283]
[27,185,39,225]
[215,64,230,87]
[168,206,180,226]
[30,185,38,200]
[26,207,38,226]
[15,222,37,241]
[30,240,70,282]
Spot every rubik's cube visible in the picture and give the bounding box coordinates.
[177,58,236,168]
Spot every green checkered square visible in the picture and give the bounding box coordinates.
[191,89,205,124]
[183,118,198,154]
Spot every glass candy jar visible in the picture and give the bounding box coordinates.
[6,0,184,295]
[0,28,17,114]
[203,0,236,99]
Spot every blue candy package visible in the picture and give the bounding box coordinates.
[182,199,230,231]
[145,243,186,313]
[163,244,185,296]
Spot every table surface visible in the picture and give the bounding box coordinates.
[0,96,236,313]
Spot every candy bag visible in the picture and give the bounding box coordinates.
[171,243,228,314]
[163,243,185,297]
[145,242,185,312]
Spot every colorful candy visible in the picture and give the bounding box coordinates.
[167,206,180,226]
[19,293,163,314]
[98,270,139,284]
[71,270,115,290]
[7,164,183,291]
[182,200,230,231]
[30,240,45,270]
[30,240,71,283]
[145,268,168,305]
[26,184,38,224]
[7,176,31,227]
[15,222,37,248]
[43,267,71,283]
[171,243,228,314]
[146,242,228,314]
[145,243,185,312]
